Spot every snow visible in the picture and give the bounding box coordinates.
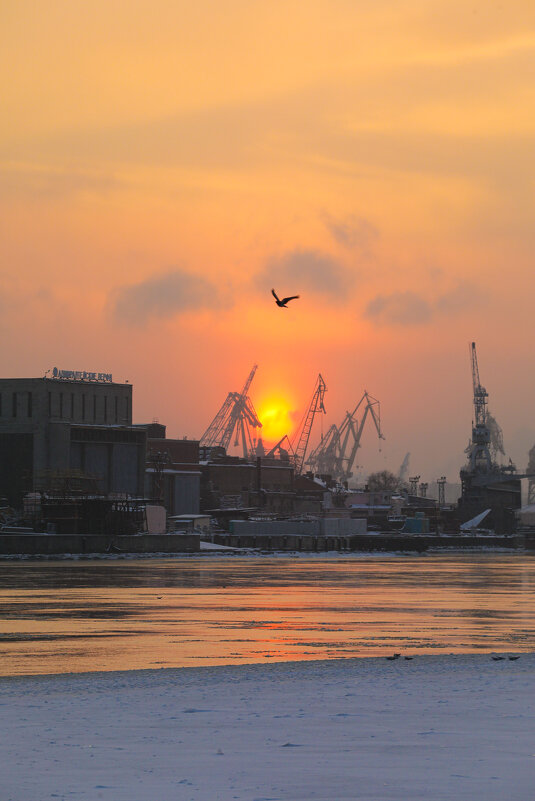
[2,654,535,800]
[200,540,250,551]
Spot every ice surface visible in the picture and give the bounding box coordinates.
[2,654,534,800]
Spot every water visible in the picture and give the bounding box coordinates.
[1,553,535,676]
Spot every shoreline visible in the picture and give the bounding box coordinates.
[0,544,529,562]
[1,649,533,682]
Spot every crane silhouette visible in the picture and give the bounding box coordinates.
[271,288,300,308]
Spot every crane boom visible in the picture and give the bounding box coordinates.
[470,342,488,427]
[240,364,258,399]
[199,393,235,446]
[291,374,327,474]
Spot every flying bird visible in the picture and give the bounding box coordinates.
[272,288,300,308]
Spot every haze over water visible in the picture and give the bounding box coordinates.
[1,553,535,676]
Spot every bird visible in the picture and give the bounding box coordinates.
[491,656,505,661]
[271,288,300,308]
[509,655,520,661]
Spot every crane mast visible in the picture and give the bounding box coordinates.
[470,342,488,427]
[465,343,492,475]
[291,374,327,475]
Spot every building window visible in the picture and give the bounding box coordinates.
[71,393,74,418]
[125,397,129,422]
[59,393,63,418]
[12,392,17,417]
[104,396,107,422]
[82,394,86,420]
[27,392,33,418]
[115,396,118,423]
[93,395,97,422]
[48,392,52,416]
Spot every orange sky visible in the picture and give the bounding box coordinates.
[1,0,534,483]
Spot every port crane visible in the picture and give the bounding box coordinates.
[466,342,493,475]
[307,391,384,483]
[200,365,262,459]
[289,374,327,474]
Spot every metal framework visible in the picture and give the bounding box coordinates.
[290,374,327,475]
[466,342,493,474]
[200,365,262,459]
[470,341,488,427]
[307,391,384,482]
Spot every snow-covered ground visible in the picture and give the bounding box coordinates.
[2,654,534,801]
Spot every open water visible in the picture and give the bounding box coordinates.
[1,553,535,676]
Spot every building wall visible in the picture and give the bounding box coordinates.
[0,432,33,504]
[145,470,201,515]
[0,377,133,428]
[172,473,200,515]
[205,461,293,494]
[147,437,199,465]
[0,378,145,503]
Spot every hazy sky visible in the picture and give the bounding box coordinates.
[1,0,534,482]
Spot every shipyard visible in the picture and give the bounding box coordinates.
[0,343,532,556]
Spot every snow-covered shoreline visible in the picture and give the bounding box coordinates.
[2,653,535,800]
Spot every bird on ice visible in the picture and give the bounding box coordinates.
[271,288,300,308]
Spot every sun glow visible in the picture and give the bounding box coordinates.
[256,396,296,443]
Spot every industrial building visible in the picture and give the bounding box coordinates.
[143,423,201,516]
[200,452,296,515]
[0,372,146,505]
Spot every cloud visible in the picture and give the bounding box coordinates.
[365,291,432,326]
[322,213,380,253]
[111,269,227,326]
[365,282,485,326]
[256,249,357,301]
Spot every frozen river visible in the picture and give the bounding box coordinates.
[1,552,535,676]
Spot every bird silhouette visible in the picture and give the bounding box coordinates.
[272,288,300,308]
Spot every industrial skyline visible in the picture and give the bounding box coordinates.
[1,1,534,481]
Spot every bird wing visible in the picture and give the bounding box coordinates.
[281,295,300,304]
[271,288,280,302]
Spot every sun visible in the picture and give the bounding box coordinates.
[256,395,296,443]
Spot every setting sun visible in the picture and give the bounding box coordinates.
[256,396,296,444]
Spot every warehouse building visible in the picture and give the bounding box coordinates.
[0,371,146,505]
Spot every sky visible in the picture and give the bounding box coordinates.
[1,0,534,483]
